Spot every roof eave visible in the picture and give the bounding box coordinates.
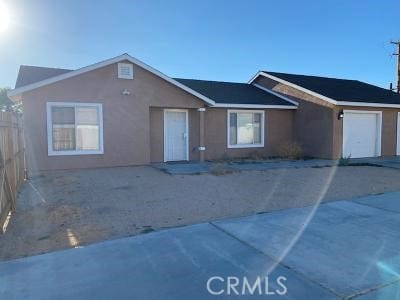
[337,101,400,108]
[249,71,400,108]
[212,103,297,109]
[7,53,216,106]
[249,71,338,105]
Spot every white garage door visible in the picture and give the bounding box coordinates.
[343,111,381,158]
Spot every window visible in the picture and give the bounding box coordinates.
[118,63,133,79]
[47,102,103,156]
[228,110,264,148]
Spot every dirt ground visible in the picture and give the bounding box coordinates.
[1,164,400,261]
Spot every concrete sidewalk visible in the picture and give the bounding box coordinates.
[154,159,337,175]
[154,157,400,175]
[2,192,400,299]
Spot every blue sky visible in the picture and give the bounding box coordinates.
[1,0,399,89]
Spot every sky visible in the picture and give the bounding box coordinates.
[0,0,399,89]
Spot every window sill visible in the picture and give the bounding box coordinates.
[48,150,104,156]
[227,144,264,149]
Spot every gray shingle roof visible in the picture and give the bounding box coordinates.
[14,66,295,106]
[15,66,72,88]
[265,71,400,105]
[174,78,295,106]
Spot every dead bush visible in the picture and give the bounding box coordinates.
[248,151,264,161]
[210,163,234,176]
[278,141,304,160]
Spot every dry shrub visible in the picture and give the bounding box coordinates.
[210,163,233,176]
[221,152,231,162]
[278,141,304,160]
[248,151,263,161]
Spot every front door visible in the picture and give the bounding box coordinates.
[164,109,188,161]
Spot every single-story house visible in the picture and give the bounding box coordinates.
[7,53,400,171]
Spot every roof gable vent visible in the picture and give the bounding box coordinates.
[118,63,133,79]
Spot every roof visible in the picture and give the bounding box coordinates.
[15,66,72,88]
[8,55,296,109]
[8,54,217,106]
[261,71,400,105]
[174,78,296,107]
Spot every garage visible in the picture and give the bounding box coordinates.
[342,110,382,158]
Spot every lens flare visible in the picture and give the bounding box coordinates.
[0,2,10,32]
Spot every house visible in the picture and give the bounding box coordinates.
[7,53,400,172]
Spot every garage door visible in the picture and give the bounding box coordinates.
[342,111,381,158]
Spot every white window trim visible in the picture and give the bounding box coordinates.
[227,110,265,149]
[46,102,104,156]
[117,63,134,79]
[342,110,382,157]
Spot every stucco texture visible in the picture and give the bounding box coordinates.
[21,61,294,171]
[255,76,400,159]
[255,76,335,159]
[22,61,205,171]
[204,108,293,160]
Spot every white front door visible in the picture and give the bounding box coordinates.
[343,111,381,158]
[164,109,188,161]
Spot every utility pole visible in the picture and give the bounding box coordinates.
[391,40,400,93]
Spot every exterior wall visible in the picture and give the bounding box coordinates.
[204,108,294,160]
[149,107,200,162]
[22,61,205,171]
[254,76,335,159]
[255,76,400,159]
[333,106,400,158]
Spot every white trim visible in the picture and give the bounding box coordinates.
[342,110,382,158]
[338,101,400,109]
[46,102,104,156]
[248,71,264,85]
[213,103,297,109]
[251,83,299,106]
[397,112,400,156]
[163,109,189,162]
[8,54,216,106]
[227,109,265,149]
[249,71,337,104]
[250,71,400,109]
[117,63,133,79]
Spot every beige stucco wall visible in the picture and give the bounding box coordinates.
[255,76,335,159]
[150,107,294,162]
[255,76,400,159]
[22,61,205,171]
[21,61,295,171]
[204,108,294,160]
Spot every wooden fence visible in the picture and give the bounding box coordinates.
[0,112,25,232]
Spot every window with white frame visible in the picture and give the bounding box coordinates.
[228,110,264,148]
[118,63,133,79]
[47,102,103,155]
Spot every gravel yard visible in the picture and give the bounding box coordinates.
[1,164,400,261]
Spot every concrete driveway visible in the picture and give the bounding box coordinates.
[1,192,400,299]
